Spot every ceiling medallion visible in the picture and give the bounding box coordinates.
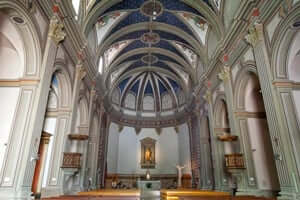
[140,0,163,18]
[141,32,160,45]
[142,55,158,65]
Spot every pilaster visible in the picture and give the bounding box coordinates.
[203,90,223,191]
[246,23,300,199]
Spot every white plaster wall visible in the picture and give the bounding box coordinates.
[178,123,192,175]
[247,118,279,190]
[113,126,180,175]
[107,123,120,174]
[0,87,20,174]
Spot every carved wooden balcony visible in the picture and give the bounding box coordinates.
[225,153,245,170]
[68,134,89,141]
[61,152,82,169]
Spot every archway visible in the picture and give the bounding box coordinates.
[31,66,72,197]
[236,70,280,196]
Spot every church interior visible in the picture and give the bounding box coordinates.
[0,0,300,199]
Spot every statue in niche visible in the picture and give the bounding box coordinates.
[140,137,156,168]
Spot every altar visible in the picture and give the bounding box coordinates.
[137,180,161,198]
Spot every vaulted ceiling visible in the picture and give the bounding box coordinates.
[84,0,222,119]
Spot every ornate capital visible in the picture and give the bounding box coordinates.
[218,66,231,81]
[245,23,264,47]
[48,15,66,45]
[76,65,86,80]
[203,90,212,103]
[41,132,52,144]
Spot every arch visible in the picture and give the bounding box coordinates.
[213,94,229,129]
[233,64,257,111]
[0,1,42,78]
[53,63,73,110]
[272,6,300,79]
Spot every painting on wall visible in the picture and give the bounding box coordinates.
[140,137,156,169]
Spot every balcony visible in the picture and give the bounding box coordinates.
[225,153,245,170]
[61,152,82,169]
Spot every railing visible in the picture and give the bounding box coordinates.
[225,153,245,169]
[61,152,81,169]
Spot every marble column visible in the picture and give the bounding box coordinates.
[246,23,300,199]
[0,14,66,199]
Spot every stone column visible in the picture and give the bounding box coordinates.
[1,14,66,199]
[203,90,224,191]
[66,63,86,153]
[81,85,97,190]
[246,23,300,199]
[198,110,214,190]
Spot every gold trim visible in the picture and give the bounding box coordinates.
[0,79,40,87]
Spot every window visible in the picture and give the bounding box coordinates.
[72,0,80,16]
[98,56,104,74]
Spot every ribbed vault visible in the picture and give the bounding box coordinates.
[85,0,219,120]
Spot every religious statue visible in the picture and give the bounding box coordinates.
[176,165,185,188]
[140,137,156,168]
[145,147,152,162]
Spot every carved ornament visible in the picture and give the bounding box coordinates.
[218,66,231,81]
[48,15,66,45]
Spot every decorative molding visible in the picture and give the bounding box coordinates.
[217,134,238,142]
[68,134,89,141]
[272,81,300,89]
[0,79,40,87]
[234,111,266,118]
[41,132,52,144]
[48,15,66,45]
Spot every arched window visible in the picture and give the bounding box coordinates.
[72,0,81,16]
[98,56,104,74]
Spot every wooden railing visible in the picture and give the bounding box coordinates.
[225,153,245,169]
[61,153,81,169]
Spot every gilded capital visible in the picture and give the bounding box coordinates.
[76,65,87,80]
[48,15,66,45]
[203,90,212,103]
[218,66,231,81]
[245,24,264,47]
